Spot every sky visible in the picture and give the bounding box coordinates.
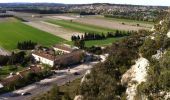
[0,0,170,6]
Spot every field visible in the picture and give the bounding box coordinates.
[74,16,153,31]
[0,18,66,50]
[47,19,116,34]
[47,15,153,31]
[24,21,82,41]
[85,37,123,47]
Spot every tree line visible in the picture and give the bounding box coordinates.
[71,30,133,41]
[17,40,37,50]
[0,51,34,66]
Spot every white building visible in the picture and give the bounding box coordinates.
[32,51,55,66]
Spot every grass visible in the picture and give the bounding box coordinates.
[95,15,154,25]
[66,37,124,47]
[85,37,123,47]
[47,19,116,34]
[0,66,24,79]
[0,18,66,50]
[46,19,125,47]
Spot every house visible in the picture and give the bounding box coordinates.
[55,50,85,67]
[32,48,85,67]
[32,50,55,66]
[53,44,74,54]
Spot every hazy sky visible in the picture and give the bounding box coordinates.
[0,0,170,6]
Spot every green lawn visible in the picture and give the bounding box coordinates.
[85,37,123,47]
[47,20,116,34]
[65,37,123,47]
[0,19,66,50]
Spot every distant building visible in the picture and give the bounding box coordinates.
[32,50,55,66]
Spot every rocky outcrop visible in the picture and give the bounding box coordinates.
[74,95,84,100]
[121,57,149,100]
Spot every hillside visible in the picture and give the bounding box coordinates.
[76,11,170,100]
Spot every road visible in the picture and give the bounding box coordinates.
[0,62,97,100]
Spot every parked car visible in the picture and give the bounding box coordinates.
[74,72,80,75]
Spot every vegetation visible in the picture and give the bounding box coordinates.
[17,40,37,50]
[32,79,81,100]
[104,10,160,23]
[0,69,53,94]
[0,18,66,50]
[137,12,170,99]
[71,31,132,41]
[0,66,24,79]
[0,51,33,66]
[78,30,149,99]
[73,40,85,49]
[47,20,116,34]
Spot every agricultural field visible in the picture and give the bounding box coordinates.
[46,19,116,34]
[24,21,82,41]
[85,37,123,47]
[0,18,66,50]
[74,16,153,31]
[47,14,153,31]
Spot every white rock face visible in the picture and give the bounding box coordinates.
[159,20,164,25]
[121,57,149,100]
[165,92,170,100]
[150,36,155,40]
[151,26,155,32]
[74,95,84,100]
[167,31,170,38]
[152,50,163,60]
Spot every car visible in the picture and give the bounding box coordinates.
[21,92,31,96]
[74,72,80,75]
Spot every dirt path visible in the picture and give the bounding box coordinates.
[23,21,82,41]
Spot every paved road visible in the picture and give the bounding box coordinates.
[0,62,97,100]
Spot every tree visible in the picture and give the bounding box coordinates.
[74,40,85,49]
[62,93,71,100]
[49,84,60,100]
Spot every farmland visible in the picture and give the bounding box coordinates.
[24,21,82,41]
[85,37,124,47]
[0,18,66,50]
[47,15,153,31]
[47,19,116,34]
[74,16,153,31]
